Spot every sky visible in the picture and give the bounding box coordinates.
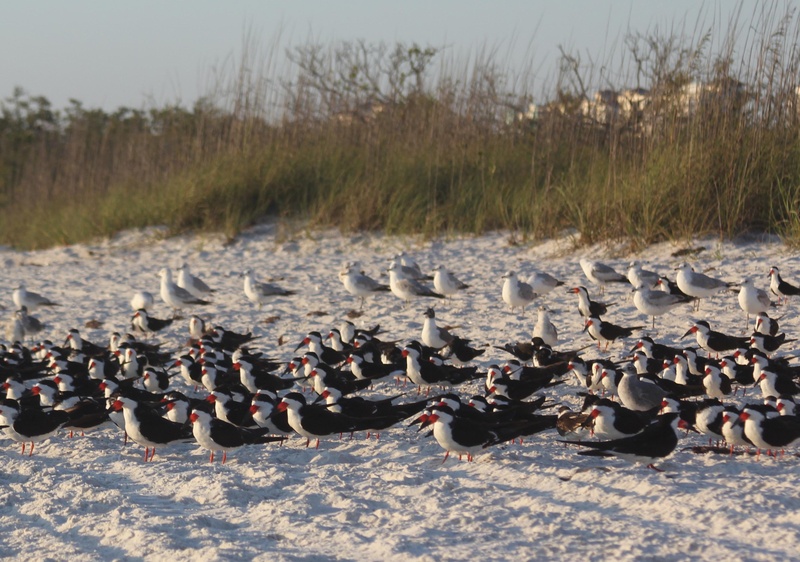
[0,0,790,111]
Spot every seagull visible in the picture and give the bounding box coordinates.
[394,252,431,280]
[768,266,800,304]
[421,308,455,349]
[674,263,733,311]
[14,306,45,339]
[242,269,296,309]
[526,271,564,296]
[129,291,155,311]
[532,306,557,347]
[159,267,210,315]
[627,261,659,289]
[12,284,59,311]
[616,364,667,412]
[737,278,774,327]
[579,258,629,294]
[433,265,469,298]
[388,261,444,305]
[339,264,390,308]
[501,271,537,313]
[632,285,694,329]
[177,263,215,300]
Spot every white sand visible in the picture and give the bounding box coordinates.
[1,225,799,561]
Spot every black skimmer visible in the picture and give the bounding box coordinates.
[208,390,257,428]
[749,332,795,355]
[585,398,649,440]
[296,331,347,366]
[441,336,486,365]
[568,286,612,318]
[250,391,293,437]
[754,312,780,337]
[345,352,404,382]
[177,263,215,300]
[110,396,194,461]
[401,342,480,392]
[702,365,732,399]
[755,369,800,399]
[142,367,171,393]
[501,271,537,313]
[131,309,174,335]
[277,392,360,449]
[560,412,689,471]
[65,328,106,358]
[768,266,800,304]
[189,409,283,463]
[694,398,725,444]
[674,263,733,310]
[432,265,469,298]
[319,386,428,421]
[583,316,643,351]
[682,321,748,357]
[0,400,69,455]
[739,405,800,456]
[629,337,682,362]
[233,358,296,394]
[721,408,752,454]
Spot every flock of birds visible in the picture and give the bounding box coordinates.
[3,252,800,471]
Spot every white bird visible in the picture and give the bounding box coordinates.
[339,264,390,308]
[177,263,215,300]
[421,308,454,349]
[388,261,444,305]
[579,258,628,294]
[675,263,733,311]
[129,291,154,312]
[737,278,773,327]
[394,252,430,280]
[12,284,59,311]
[532,306,557,347]
[627,262,659,289]
[13,306,45,340]
[433,265,469,298]
[242,269,295,309]
[501,271,537,313]
[632,285,694,329]
[159,267,210,314]
[526,271,564,296]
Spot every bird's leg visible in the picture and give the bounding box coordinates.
[210,451,214,463]
[468,453,473,462]
[148,448,156,462]
[20,443,25,455]
[646,464,664,472]
[143,447,149,462]
[315,439,320,450]
[305,439,310,448]
[441,451,449,464]
[222,451,227,464]
[29,442,34,457]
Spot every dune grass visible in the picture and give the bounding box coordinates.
[2,4,800,249]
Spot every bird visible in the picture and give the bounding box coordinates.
[242,269,295,309]
[702,365,732,400]
[387,262,444,305]
[189,409,284,463]
[681,321,749,357]
[110,395,194,461]
[159,267,210,314]
[393,252,432,280]
[560,412,688,471]
[0,400,69,456]
[739,406,800,456]
[421,308,455,349]
[526,271,564,296]
[583,316,643,351]
[584,398,649,440]
[627,261,660,289]
[768,266,800,304]
[616,365,667,412]
[433,265,469,298]
[501,271,537,313]
[674,263,733,310]
[754,312,780,337]
[12,284,59,311]
[579,258,629,294]
[177,263,215,300]
[568,286,611,318]
[632,285,694,329]
[750,332,795,355]
[13,306,45,340]
[277,392,361,449]
[129,291,155,312]
[338,264,390,308]
[737,278,774,328]
[532,306,558,347]
[131,309,174,334]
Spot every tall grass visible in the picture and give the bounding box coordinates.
[3,3,800,249]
